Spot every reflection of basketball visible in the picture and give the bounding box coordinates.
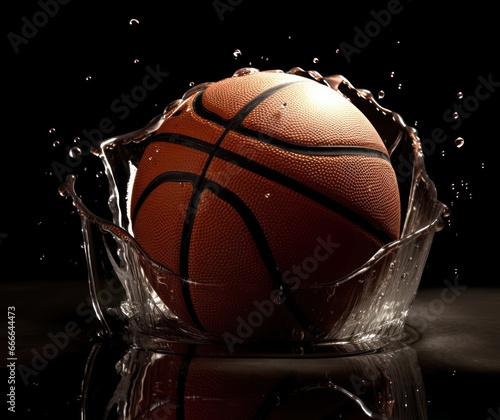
[130,70,400,341]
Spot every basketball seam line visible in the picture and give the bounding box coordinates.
[178,81,308,332]
[132,170,326,338]
[147,133,394,244]
[191,87,391,160]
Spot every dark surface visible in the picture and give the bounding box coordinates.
[2,0,500,418]
[1,282,499,419]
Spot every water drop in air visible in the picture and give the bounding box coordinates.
[313,57,319,63]
[52,140,60,148]
[454,137,464,148]
[49,128,56,134]
[69,147,82,159]
[292,328,305,341]
[457,92,463,99]
[233,49,242,58]
[378,90,385,99]
[129,18,140,25]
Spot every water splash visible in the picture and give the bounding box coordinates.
[59,67,448,351]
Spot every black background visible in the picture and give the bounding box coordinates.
[2,0,498,287]
[2,0,500,418]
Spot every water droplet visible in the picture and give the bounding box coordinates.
[52,140,60,147]
[390,71,395,78]
[292,328,305,341]
[481,162,485,169]
[280,102,287,111]
[49,127,56,134]
[457,92,463,99]
[69,147,82,159]
[133,58,140,64]
[129,18,140,25]
[271,289,284,305]
[264,192,271,199]
[397,83,402,90]
[312,57,319,63]
[85,75,92,81]
[378,90,385,99]
[96,171,104,178]
[233,49,242,58]
[453,111,459,120]
[232,67,259,77]
[454,137,464,148]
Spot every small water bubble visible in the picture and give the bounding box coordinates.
[378,90,385,99]
[52,140,60,148]
[481,162,485,169]
[312,57,319,63]
[73,136,80,143]
[457,91,463,99]
[96,171,104,178]
[271,289,284,305]
[441,150,446,157]
[397,83,402,90]
[454,137,464,148]
[453,111,459,120]
[85,75,92,81]
[69,147,82,159]
[327,284,338,297]
[292,328,305,341]
[264,192,271,199]
[233,49,242,58]
[390,71,395,78]
[129,18,140,25]
[133,58,140,64]
[49,127,56,134]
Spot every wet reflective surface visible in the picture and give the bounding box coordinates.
[3,282,499,419]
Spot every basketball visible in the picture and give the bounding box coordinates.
[130,69,401,342]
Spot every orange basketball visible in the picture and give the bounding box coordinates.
[130,69,400,342]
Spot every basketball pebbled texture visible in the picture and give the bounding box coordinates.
[130,70,401,341]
